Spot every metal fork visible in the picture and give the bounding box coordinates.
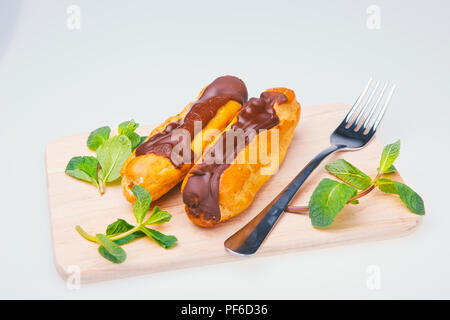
[224,78,396,256]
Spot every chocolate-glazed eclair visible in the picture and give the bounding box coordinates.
[181,88,300,227]
[121,76,248,203]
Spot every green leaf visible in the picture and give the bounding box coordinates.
[144,206,172,225]
[118,120,139,134]
[140,227,178,249]
[379,140,401,174]
[377,165,397,174]
[138,136,148,147]
[87,126,110,151]
[106,219,134,235]
[116,232,146,246]
[376,179,425,215]
[325,159,372,190]
[97,135,132,183]
[394,181,425,215]
[65,156,99,185]
[308,178,357,228]
[376,178,398,194]
[113,232,145,246]
[130,135,147,151]
[108,218,177,249]
[349,199,359,205]
[96,234,127,264]
[130,133,142,150]
[98,246,123,263]
[105,219,145,245]
[132,185,152,224]
[118,120,141,149]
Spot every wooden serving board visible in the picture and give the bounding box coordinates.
[45,103,421,284]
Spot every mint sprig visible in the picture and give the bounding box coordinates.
[65,120,146,195]
[76,185,178,264]
[302,140,425,228]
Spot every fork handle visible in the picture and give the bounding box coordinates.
[224,145,343,256]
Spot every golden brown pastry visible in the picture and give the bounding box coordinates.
[181,88,300,227]
[121,76,248,202]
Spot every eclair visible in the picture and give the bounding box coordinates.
[181,88,300,227]
[121,76,248,202]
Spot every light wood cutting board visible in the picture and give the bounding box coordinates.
[45,103,421,284]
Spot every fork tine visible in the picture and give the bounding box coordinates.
[362,82,388,130]
[344,78,372,123]
[353,80,380,127]
[370,84,396,132]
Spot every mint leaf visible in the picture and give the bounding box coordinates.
[106,219,134,235]
[325,159,372,190]
[144,206,172,225]
[376,165,397,173]
[97,135,132,183]
[376,178,398,194]
[378,165,397,174]
[114,232,145,246]
[96,234,127,264]
[394,181,425,215]
[126,132,141,150]
[105,219,145,245]
[98,246,125,263]
[107,218,177,249]
[132,185,152,224]
[118,120,139,133]
[139,136,148,146]
[308,178,357,228]
[376,179,425,215]
[65,156,99,185]
[87,126,110,151]
[349,199,359,205]
[379,140,401,173]
[140,227,178,249]
[119,120,141,149]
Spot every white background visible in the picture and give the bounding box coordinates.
[0,0,449,299]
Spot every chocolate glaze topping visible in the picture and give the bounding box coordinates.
[183,91,288,222]
[135,76,248,167]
